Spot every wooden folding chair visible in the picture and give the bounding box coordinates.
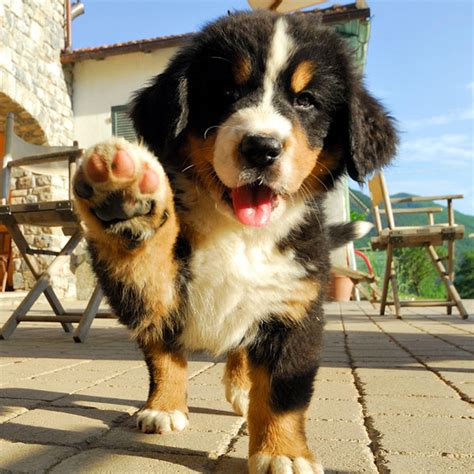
[368,172,468,319]
[0,112,113,342]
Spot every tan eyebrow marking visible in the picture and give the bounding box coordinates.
[233,56,252,85]
[291,60,316,94]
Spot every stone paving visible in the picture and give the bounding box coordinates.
[0,296,472,473]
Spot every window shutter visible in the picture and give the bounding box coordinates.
[111,105,137,142]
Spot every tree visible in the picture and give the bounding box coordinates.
[394,247,446,298]
[455,251,474,298]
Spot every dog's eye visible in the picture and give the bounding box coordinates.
[223,87,239,102]
[294,91,317,109]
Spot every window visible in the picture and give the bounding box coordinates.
[111,105,137,142]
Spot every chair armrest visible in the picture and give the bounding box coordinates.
[7,149,83,168]
[390,194,463,204]
[380,207,443,215]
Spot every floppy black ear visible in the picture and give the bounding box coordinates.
[345,83,398,183]
[130,64,188,157]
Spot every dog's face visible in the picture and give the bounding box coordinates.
[131,12,397,227]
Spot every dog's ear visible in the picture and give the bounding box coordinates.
[130,64,189,157]
[345,82,398,183]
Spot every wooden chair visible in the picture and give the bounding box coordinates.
[368,172,468,319]
[0,225,12,291]
[0,112,112,342]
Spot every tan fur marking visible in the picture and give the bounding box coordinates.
[233,56,252,85]
[186,134,227,205]
[248,365,314,460]
[224,348,251,392]
[286,125,321,194]
[302,148,340,194]
[142,345,188,413]
[291,61,315,94]
[282,279,320,323]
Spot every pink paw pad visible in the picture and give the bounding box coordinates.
[139,168,159,194]
[111,149,135,179]
[86,154,108,183]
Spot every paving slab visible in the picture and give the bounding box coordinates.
[384,453,474,473]
[363,394,474,419]
[49,448,209,473]
[0,440,77,473]
[0,407,125,446]
[355,370,457,398]
[313,439,377,473]
[369,414,474,455]
[0,398,41,423]
[307,398,364,422]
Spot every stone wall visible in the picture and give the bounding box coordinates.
[0,0,79,297]
[0,0,74,145]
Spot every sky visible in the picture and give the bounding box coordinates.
[73,0,474,215]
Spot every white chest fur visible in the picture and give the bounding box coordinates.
[179,198,310,355]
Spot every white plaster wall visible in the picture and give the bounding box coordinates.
[325,177,353,267]
[73,47,179,148]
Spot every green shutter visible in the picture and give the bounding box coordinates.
[332,19,371,72]
[111,105,137,142]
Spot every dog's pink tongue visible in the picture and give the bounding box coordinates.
[231,185,273,227]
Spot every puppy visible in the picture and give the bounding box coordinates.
[73,11,397,473]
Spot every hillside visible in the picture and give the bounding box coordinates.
[350,188,474,257]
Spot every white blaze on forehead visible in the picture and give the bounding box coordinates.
[212,17,296,189]
[262,17,295,106]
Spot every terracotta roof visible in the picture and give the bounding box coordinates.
[61,2,369,64]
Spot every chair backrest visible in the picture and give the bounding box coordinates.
[368,172,395,232]
[2,113,82,204]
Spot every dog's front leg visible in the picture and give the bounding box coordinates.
[247,320,324,474]
[73,138,189,432]
[137,344,189,433]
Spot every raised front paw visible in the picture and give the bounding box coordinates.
[73,137,172,248]
[249,454,324,474]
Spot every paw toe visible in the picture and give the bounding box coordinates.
[137,409,189,434]
[139,167,160,194]
[111,149,135,179]
[86,153,109,183]
[249,454,323,474]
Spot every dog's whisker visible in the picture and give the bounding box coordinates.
[181,164,195,173]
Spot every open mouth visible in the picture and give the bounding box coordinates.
[223,183,280,227]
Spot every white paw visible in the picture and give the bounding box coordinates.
[249,454,324,474]
[225,382,249,417]
[136,409,189,434]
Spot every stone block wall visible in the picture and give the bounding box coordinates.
[0,0,74,145]
[0,1,81,297]
[10,168,76,297]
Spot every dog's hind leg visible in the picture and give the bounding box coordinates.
[247,318,324,474]
[223,348,250,417]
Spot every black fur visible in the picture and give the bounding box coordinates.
[248,302,324,412]
[88,242,148,330]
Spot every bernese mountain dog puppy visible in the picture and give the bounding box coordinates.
[73,11,397,474]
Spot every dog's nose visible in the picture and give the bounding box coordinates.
[239,134,282,167]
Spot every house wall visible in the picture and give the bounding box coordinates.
[0,0,76,295]
[0,0,74,145]
[73,47,179,148]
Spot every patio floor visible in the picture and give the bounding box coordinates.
[0,296,472,473]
